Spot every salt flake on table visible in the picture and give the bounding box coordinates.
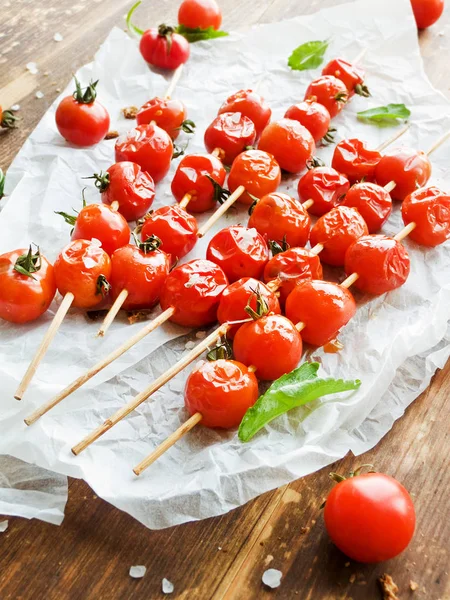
[184,341,196,350]
[53,33,63,42]
[0,520,9,533]
[11,104,20,112]
[162,578,174,594]
[35,91,44,99]
[129,565,146,578]
[262,568,282,589]
[26,62,38,74]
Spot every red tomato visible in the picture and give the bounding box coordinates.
[204,113,256,165]
[322,58,368,97]
[0,248,56,324]
[141,205,198,261]
[71,203,130,256]
[310,206,368,266]
[304,76,348,119]
[171,153,226,213]
[402,186,450,247]
[324,472,415,563]
[332,138,381,184]
[298,167,350,217]
[233,314,303,380]
[139,25,190,70]
[185,360,258,429]
[218,90,271,137]
[345,235,410,295]
[115,123,173,184]
[227,150,281,206]
[54,239,111,309]
[206,226,269,283]
[136,97,187,140]
[375,147,432,201]
[258,119,315,173]
[248,192,311,248]
[284,100,331,142]
[178,0,222,30]
[159,259,228,327]
[342,182,392,233]
[411,0,444,28]
[285,280,356,346]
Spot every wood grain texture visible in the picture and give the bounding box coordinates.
[1,1,450,599]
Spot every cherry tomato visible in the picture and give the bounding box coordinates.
[55,79,110,147]
[206,226,269,283]
[411,0,444,29]
[402,186,450,247]
[375,147,432,201]
[218,90,271,137]
[0,247,56,324]
[285,280,356,346]
[141,205,198,261]
[345,235,410,295]
[248,192,311,248]
[284,100,331,142]
[332,138,381,184]
[310,206,368,266]
[204,113,256,165]
[139,25,190,70]
[115,123,173,184]
[185,359,258,429]
[298,167,350,217]
[159,259,228,327]
[324,472,415,563]
[136,97,187,140]
[71,203,130,256]
[342,182,392,233]
[233,314,303,380]
[304,76,348,119]
[171,153,226,213]
[322,58,368,97]
[227,150,281,206]
[258,119,315,173]
[0,106,17,129]
[178,0,222,30]
[54,239,111,309]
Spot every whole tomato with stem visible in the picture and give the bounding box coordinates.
[139,25,190,70]
[304,76,348,119]
[218,90,271,137]
[0,246,56,324]
[285,280,356,347]
[178,0,222,30]
[258,118,316,173]
[55,78,110,147]
[0,106,18,129]
[411,0,444,29]
[375,147,432,201]
[136,97,190,140]
[342,182,392,233]
[171,153,226,213]
[402,186,450,247]
[140,205,198,261]
[322,58,369,98]
[228,150,281,206]
[298,166,350,217]
[284,100,332,143]
[204,113,256,165]
[332,138,381,184]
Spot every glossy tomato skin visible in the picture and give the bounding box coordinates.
[375,147,432,201]
[141,205,198,261]
[159,259,228,327]
[136,97,187,140]
[71,204,130,256]
[171,153,226,213]
[139,28,190,70]
[284,100,331,142]
[115,124,173,184]
[185,360,258,429]
[204,113,256,165]
[248,192,311,248]
[332,139,381,184]
[304,76,348,118]
[345,235,410,295]
[178,0,222,30]
[298,167,350,217]
[411,0,444,29]
[402,186,450,247]
[0,250,56,324]
[55,96,110,147]
[342,182,392,233]
[310,206,368,266]
[54,239,111,309]
[324,473,416,563]
[322,58,365,97]
[258,119,315,173]
[206,226,269,283]
[101,161,156,222]
[218,90,271,137]
[285,280,356,346]
[233,314,303,381]
[228,150,281,206]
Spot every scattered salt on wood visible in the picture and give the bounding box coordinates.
[35,91,44,99]
[0,520,9,532]
[129,565,146,579]
[53,33,63,42]
[26,62,38,74]
[11,104,20,111]
[262,568,282,589]
[162,578,174,594]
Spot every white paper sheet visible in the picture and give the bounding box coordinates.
[1,0,449,529]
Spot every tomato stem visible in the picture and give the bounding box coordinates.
[178,119,196,135]
[205,175,231,205]
[1,109,19,129]
[14,245,42,279]
[355,83,371,98]
[158,24,176,55]
[244,285,270,320]
[73,77,99,104]
[206,337,233,361]
[135,233,163,254]
[321,126,337,146]
[0,168,5,199]
[84,171,110,193]
[268,235,290,256]
[306,156,326,170]
[96,274,111,297]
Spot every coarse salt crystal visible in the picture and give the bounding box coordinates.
[26,62,38,74]
[11,104,20,111]
[162,578,174,594]
[0,520,9,533]
[129,565,146,578]
[35,91,44,99]
[185,341,196,350]
[262,568,282,589]
[53,33,63,42]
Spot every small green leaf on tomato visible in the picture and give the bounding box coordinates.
[357,104,411,124]
[288,40,329,71]
[176,24,229,42]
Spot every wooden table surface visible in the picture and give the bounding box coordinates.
[1,1,450,598]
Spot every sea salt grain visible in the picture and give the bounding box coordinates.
[26,62,38,74]
[35,91,44,99]
[162,578,174,594]
[11,104,20,112]
[129,565,146,579]
[53,33,63,42]
[262,568,282,589]
[0,520,9,533]
[184,341,196,350]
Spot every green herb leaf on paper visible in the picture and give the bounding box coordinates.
[176,24,229,43]
[288,40,329,71]
[357,104,411,124]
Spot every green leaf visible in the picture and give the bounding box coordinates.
[126,1,145,36]
[357,104,411,124]
[238,362,361,442]
[176,24,229,43]
[288,40,329,71]
[0,168,5,199]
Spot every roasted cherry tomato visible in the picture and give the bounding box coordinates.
[342,182,392,233]
[178,0,222,30]
[402,186,450,247]
[322,58,368,98]
[204,113,256,165]
[285,280,356,347]
[233,314,303,381]
[136,97,187,140]
[115,123,173,184]
[310,206,368,266]
[218,90,271,137]
[298,166,350,217]
[332,138,381,184]
[70,203,130,256]
[248,192,311,248]
[171,153,226,213]
[185,359,258,429]
[141,205,198,261]
[160,259,228,327]
[411,0,444,29]
[344,235,410,295]
[54,239,111,309]
[304,76,348,119]
[206,226,269,283]
[324,471,415,563]
[284,100,331,143]
[0,247,56,324]
[258,119,315,173]
[227,150,281,206]
[375,147,432,201]
[139,25,190,70]
[55,78,110,147]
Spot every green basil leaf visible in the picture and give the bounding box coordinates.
[176,25,229,43]
[288,40,329,71]
[357,103,411,124]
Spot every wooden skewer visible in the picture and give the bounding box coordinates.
[375,124,410,153]
[352,47,367,66]
[197,185,246,238]
[178,193,192,209]
[97,289,129,337]
[302,199,314,210]
[309,243,324,256]
[110,200,120,212]
[426,129,450,156]
[164,64,184,100]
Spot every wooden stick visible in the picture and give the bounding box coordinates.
[197,186,246,238]
[295,322,306,333]
[341,272,360,289]
[133,412,203,476]
[178,193,192,210]
[352,47,367,65]
[384,180,397,193]
[426,129,450,156]
[71,323,230,455]
[375,123,410,152]
[211,147,221,158]
[394,222,416,242]
[110,200,120,212]
[24,306,176,426]
[97,289,129,337]
[309,243,324,256]
[14,292,74,401]
[164,64,183,99]
[302,199,314,210]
